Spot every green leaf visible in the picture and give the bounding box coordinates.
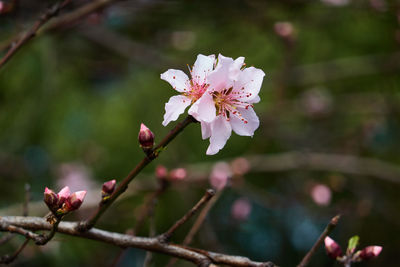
[347,235,360,254]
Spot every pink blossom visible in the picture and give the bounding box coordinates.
[155,165,168,179]
[169,168,187,180]
[161,54,215,126]
[65,190,87,212]
[191,54,265,155]
[310,184,332,206]
[138,123,155,149]
[231,197,252,221]
[209,162,231,190]
[57,186,70,205]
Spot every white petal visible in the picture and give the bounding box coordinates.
[188,92,216,123]
[230,107,259,136]
[160,69,189,92]
[162,95,191,126]
[191,54,215,84]
[249,95,261,104]
[206,116,232,155]
[201,122,212,140]
[208,54,235,92]
[229,56,245,81]
[233,67,265,102]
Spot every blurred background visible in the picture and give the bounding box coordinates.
[0,0,400,266]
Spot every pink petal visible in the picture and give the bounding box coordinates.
[206,116,232,155]
[229,56,245,81]
[160,69,189,92]
[191,54,215,84]
[230,107,259,136]
[74,190,87,201]
[208,54,235,92]
[201,122,212,140]
[233,67,265,102]
[188,92,216,123]
[162,95,192,126]
[57,186,70,199]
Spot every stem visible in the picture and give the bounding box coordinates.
[78,115,196,231]
[297,215,341,267]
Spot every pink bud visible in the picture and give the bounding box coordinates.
[44,187,58,210]
[102,179,116,196]
[324,236,343,259]
[155,165,168,179]
[57,186,70,205]
[274,22,294,39]
[359,246,382,260]
[138,123,155,149]
[169,168,187,180]
[65,191,86,212]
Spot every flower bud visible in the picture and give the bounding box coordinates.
[44,187,59,211]
[138,123,155,151]
[57,186,70,206]
[324,236,343,259]
[169,168,187,180]
[64,191,87,212]
[155,165,168,179]
[359,246,382,260]
[102,179,116,197]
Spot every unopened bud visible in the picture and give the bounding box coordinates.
[359,246,382,260]
[64,191,86,212]
[102,179,116,197]
[155,165,168,179]
[169,168,187,180]
[57,186,70,206]
[138,123,155,152]
[324,236,343,259]
[274,22,294,40]
[44,187,59,211]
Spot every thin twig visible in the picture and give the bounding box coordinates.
[0,216,277,267]
[0,239,29,264]
[166,189,223,267]
[0,0,72,70]
[297,215,341,267]
[158,189,215,243]
[78,115,196,232]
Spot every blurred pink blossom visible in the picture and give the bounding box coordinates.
[274,22,294,39]
[320,0,350,6]
[56,162,95,193]
[231,157,250,176]
[231,198,252,221]
[209,162,231,190]
[155,165,168,179]
[311,184,332,206]
[169,168,187,180]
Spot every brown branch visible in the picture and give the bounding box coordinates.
[78,115,196,232]
[158,189,215,243]
[166,189,223,267]
[0,216,277,267]
[0,0,72,70]
[0,239,29,264]
[297,215,341,267]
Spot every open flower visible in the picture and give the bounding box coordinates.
[161,54,215,126]
[191,54,265,155]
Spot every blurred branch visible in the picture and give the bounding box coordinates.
[78,115,196,232]
[0,0,72,70]
[0,215,277,267]
[166,189,223,267]
[0,239,29,264]
[158,189,215,243]
[297,215,341,267]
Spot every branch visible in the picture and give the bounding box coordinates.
[0,239,29,264]
[297,215,341,267]
[78,115,196,231]
[0,0,72,70]
[0,216,277,267]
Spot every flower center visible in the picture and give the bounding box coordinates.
[183,80,209,103]
[212,87,251,124]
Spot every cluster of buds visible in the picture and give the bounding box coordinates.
[44,186,87,216]
[101,179,116,200]
[155,165,187,181]
[138,123,155,156]
[324,236,382,266]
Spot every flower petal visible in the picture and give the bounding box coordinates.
[233,67,265,102]
[191,54,215,84]
[229,56,245,81]
[206,116,232,155]
[188,92,216,123]
[230,107,259,136]
[201,122,212,140]
[160,69,189,92]
[208,54,235,92]
[162,95,191,126]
